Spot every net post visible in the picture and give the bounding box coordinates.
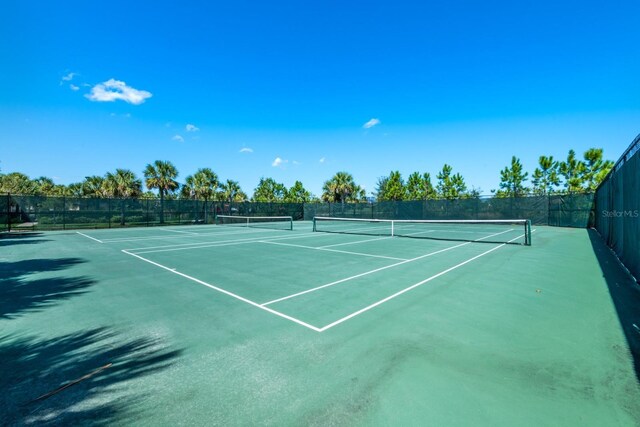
[526,220,532,246]
[313,217,317,232]
[391,220,395,237]
[288,217,293,231]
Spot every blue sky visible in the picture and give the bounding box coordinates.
[1,0,638,197]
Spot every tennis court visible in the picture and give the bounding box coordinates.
[2,219,640,425]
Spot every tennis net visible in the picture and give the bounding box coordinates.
[312,217,532,245]
[216,215,293,231]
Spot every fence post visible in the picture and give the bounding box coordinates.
[7,192,10,233]
[62,195,66,230]
[108,198,112,228]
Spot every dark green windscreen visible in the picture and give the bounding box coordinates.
[2,196,304,231]
[304,194,593,228]
[594,134,640,283]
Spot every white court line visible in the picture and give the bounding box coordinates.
[121,249,322,332]
[119,228,535,333]
[101,226,282,243]
[124,230,318,250]
[126,230,338,254]
[259,240,407,261]
[127,232,318,253]
[261,228,515,306]
[128,221,515,254]
[318,233,527,332]
[159,228,200,235]
[76,232,103,243]
[262,241,471,306]
[318,236,392,249]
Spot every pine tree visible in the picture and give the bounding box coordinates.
[558,150,586,193]
[497,156,528,197]
[531,156,559,196]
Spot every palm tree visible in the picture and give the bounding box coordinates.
[182,168,219,223]
[220,179,244,203]
[0,172,37,194]
[103,169,142,225]
[66,182,84,198]
[321,172,358,209]
[33,177,55,195]
[144,160,179,224]
[82,175,106,197]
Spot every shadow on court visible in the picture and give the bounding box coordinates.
[0,258,94,319]
[0,232,49,246]
[588,229,640,382]
[0,327,183,425]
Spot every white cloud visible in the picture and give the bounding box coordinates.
[292,160,301,165]
[186,124,199,132]
[86,79,152,105]
[69,84,79,91]
[172,135,184,143]
[363,118,381,129]
[272,157,288,167]
[61,72,76,82]
[239,147,253,153]
[319,157,326,163]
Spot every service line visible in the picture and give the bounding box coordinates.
[261,228,514,306]
[318,233,527,332]
[259,240,407,261]
[121,249,322,332]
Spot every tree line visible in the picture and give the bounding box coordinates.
[375,148,612,201]
[0,147,612,204]
[0,161,317,203]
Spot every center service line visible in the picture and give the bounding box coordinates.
[121,249,322,332]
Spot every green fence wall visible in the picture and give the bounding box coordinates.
[2,196,304,231]
[2,193,595,232]
[305,194,594,227]
[594,133,640,282]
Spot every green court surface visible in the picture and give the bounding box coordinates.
[2,222,639,425]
